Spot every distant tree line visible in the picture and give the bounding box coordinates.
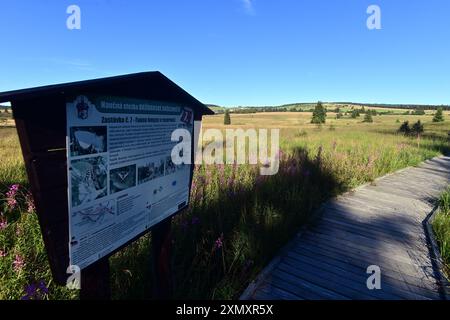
[333,102,450,111]
[210,103,449,115]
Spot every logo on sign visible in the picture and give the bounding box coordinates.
[76,96,90,120]
[181,109,192,124]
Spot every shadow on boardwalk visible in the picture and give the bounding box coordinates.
[241,156,450,300]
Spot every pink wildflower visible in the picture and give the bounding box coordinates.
[13,254,25,272]
[214,234,224,250]
[0,218,8,230]
[7,198,17,209]
[26,194,36,213]
[6,184,20,210]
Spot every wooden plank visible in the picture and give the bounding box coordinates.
[293,241,440,294]
[287,247,439,299]
[267,273,327,300]
[315,222,429,260]
[324,206,425,239]
[276,260,378,300]
[364,181,432,201]
[322,215,425,243]
[318,217,413,245]
[303,229,428,267]
[414,166,450,179]
[281,255,387,298]
[334,194,428,221]
[356,188,431,212]
[297,234,436,282]
[370,181,436,202]
[393,170,445,184]
[324,203,425,234]
[282,254,421,300]
[319,215,426,244]
[311,223,431,258]
[271,268,351,300]
[252,282,303,300]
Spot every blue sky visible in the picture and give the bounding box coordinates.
[0,0,449,106]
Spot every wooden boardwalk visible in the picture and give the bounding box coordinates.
[241,156,450,300]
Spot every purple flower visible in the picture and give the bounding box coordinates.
[21,280,48,300]
[0,250,6,258]
[38,280,49,294]
[25,283,37,296]
[8,184,20,193]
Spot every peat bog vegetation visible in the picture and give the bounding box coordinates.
[433,186,450,277]
[0,108,449,299]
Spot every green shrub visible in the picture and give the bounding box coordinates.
[351,110,360,118]
[433,108,445,122]
[363,113,373,123]
[411,120,424,137]
[398,121,411,135]
[224,110,231,125]
[311,101,326,124]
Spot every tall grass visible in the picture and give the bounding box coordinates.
[0,114,449,299]
[0,129,27,191]
[0,129,76,299]
[433,187,450,277]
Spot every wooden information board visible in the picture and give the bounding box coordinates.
[0,72,213,298]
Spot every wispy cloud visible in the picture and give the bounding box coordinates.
[241,0,255,15]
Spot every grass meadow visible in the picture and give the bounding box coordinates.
[433,187,450,277]
[0,108,449,299]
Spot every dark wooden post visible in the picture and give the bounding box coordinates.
[80,257,111,300]
[152,218,173,299]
